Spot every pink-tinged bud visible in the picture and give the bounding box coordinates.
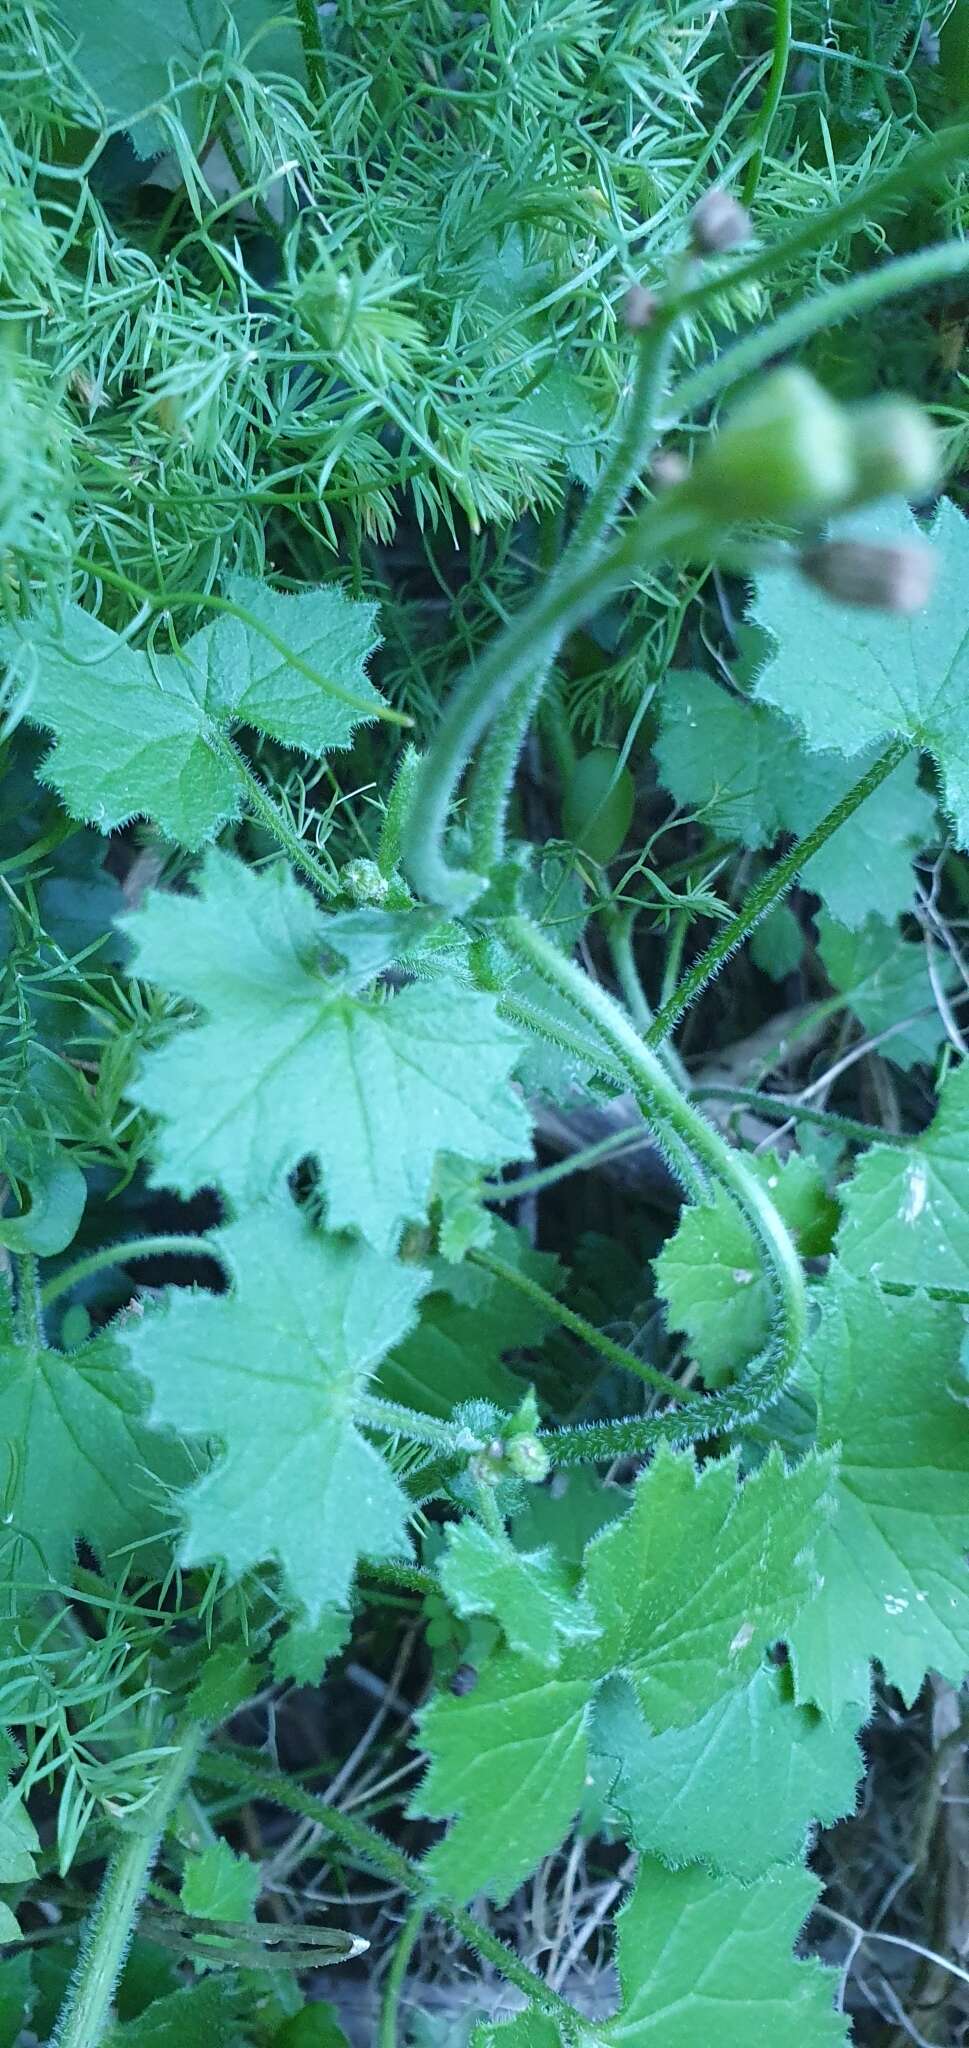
[691,188,752,254]
[623,284,659,330]
[651,449,689,489]
[799,539,937,614]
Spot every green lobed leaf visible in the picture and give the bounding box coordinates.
[108,1978,245,2046]
[655,668,933,927]
[583,1445,834,1729]
[751,496,969,845]
[837,1058,969,1290]
[654,1152,837,1386]
[412,1643,597,1906]
[125,1201,427,1619]
[52,0,304,156]
[592,1663,862,1881]
[472,1862,846,2046]
[126,850,531,1251]
[181,1840,260,1924]
[439,1519,599,1669]
[0,1285,187,1600]
[415,1448,833,1899]
[787,1269,969,1717]
[817,912,948,1071]
[9,580,380,850]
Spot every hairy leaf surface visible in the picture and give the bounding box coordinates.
[126,1203,428,1617]
[10,582,380,848]
[787,1271,969,1716]
[126,851,531,1248]
[472,1863,846,2046]
[752,497,969,842]
[593,1666,862,1880]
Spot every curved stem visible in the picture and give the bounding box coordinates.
[668,240,969,423]
[199,1748,581,2029]
[402,493,700,910]
[465,305,684,879]
[468,1246,706,1402]
[379,1906,425,2048]
[40,1235,226,1308]
[742,0,792,207]
[505,914,807,1419]
[645,739,907,1048]
[208,729,339,898]
[401,528,635,909]
[53,1723,205,2048]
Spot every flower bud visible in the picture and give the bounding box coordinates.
[503,1431,551,1484]
[691,188,752,254]
[798,539,936,614]
[623,284,658,331]
[847,397,941,505]
[684,368,856,523]
[341,857,390,906]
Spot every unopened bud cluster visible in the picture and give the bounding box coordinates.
[676,367,940,527]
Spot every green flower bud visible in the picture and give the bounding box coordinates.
[846,397,941,506]
[685,368,856,523]
[503,1431,551,1484]
[340,857,390,906]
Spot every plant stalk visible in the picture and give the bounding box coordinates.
[504,915,807,1417]
[199,1748,582,2031]
[53,1723,205,2048]
[742,0,792,206]
[468,1246,704,1402]
[40,1235,225,1308]
[645,738,908,1047]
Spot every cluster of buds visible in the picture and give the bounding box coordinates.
[469,1389,550,1488]
[680,368,940,527]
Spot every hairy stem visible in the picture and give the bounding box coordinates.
[645,739,908,1047]
[356,1392,481,1453]
[208,729,338,897]
[199,1748,581,2029]
[692,1085,909,1148]
[505,915,807,1423]
[465,298,685,879]
[742,0,792,206]
[468,1246,705,1402]
[402,503,701,910]
[53,1724,205,2048]
[669,240,969,422]
[294,0,329,105]
[672,120,969,334]
[40,1235,225,1308]
[12,1254,43,1348]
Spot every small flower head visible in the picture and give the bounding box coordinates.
[623,284,659,331]
[799,539,937,614]
[691,188,752,254]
